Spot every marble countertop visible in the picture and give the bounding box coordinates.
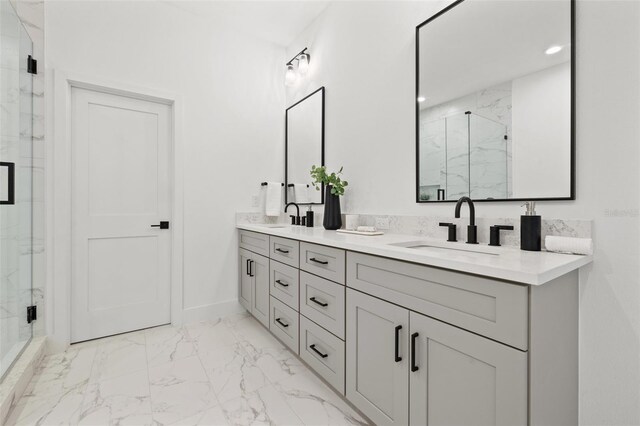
[236,224,593,285]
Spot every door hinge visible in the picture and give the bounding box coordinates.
[27,55,37,74]
[27,305,37,323]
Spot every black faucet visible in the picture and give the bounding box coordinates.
[285,202,301,225]
[454,196,478,244]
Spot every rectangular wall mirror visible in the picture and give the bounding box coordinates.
[286,86,325,204]
[416,0,574,202]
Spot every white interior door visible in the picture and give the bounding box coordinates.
[70,87,172,343]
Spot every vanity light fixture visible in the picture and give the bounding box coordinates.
[285,47,310,86]
[545,45,563,55]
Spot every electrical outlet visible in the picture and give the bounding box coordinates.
[375,217,390,230]
[251,195,259,208]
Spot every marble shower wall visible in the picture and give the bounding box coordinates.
[236,212,592,250]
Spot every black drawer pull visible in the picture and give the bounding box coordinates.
[275,318,289,328]
[411,332,419,372]
[275,279,289,287]
[309,257,328,265]
[309,297,328,307]
[275,247,290,254]
[310,344,328,358]
[394,325,403,362]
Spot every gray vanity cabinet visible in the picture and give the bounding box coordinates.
[238,247,270,328]
[346,288,409,426]
[409,311,527,426]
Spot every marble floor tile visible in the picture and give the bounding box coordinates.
[242,341,306,385]
[168,404,229,426]
[274,372,369,426]
[89,331,148,384]
[186,319,239,353]
[146,325,196,368]
[220,384,303,426]
[5,384,85,425]
[149,355,218,425]
[78,369,152,425]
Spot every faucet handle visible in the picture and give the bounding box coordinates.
[439,222,457,242]
[489,225,514,246]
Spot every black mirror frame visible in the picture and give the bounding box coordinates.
[415,0,576,203]
[285,86,325,205]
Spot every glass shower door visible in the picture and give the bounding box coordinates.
[0,0,34,380]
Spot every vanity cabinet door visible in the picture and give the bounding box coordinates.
[251,253,270,328]
[346,289,409,426]
[409,311,527,426]
[239,248,253,312]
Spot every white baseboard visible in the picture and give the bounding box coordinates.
[179,299,245,325]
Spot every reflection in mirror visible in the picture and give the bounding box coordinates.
[416,0,574,202]
[286,87,324,204]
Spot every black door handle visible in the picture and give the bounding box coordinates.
[411,332,419,372]
[275,279,289,287]
[309,257,328,265]
[310,344,328,358]
[309,297,328,307]
[275,318,289,328]
[150,221,170,229]
[275,248,290,254]
[248,260,254,277]
[395,325,403,362]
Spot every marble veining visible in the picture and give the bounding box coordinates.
[5,314,369,425]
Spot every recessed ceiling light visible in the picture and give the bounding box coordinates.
[545,45,563,55]
[417,96,426,103]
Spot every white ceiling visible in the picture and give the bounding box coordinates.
[165,0,330,46]
[418,0,571,108]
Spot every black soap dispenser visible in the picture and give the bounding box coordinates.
[520,201,541,251]
[306,205,314,228]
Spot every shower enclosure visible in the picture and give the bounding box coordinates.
[0,0,35,380]
[419,111,508,201]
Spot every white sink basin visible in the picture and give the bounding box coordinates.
[253,224,289,229]
[390,241,499,256]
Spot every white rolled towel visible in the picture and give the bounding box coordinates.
[293,184,309,204]
[264,182,282,217]
[545,236,593,255]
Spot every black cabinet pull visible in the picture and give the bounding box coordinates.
[411,332,419,372]
[248,260,254,277]
[309,297,328,307]
[275,318,289,328]
[310,344,328,358]
[309,257,328,265]
[150,221,169,229]
[275,279,289,287]
[394,325,403,362]
[275,248,290,254]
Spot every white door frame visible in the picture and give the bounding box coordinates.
[47,69,184,352]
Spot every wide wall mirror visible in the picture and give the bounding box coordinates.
[286,87,325,204]
[416,0,574,202]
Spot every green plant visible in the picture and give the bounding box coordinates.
[310,165,349,196]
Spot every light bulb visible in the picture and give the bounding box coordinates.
[285,64,297,86]
[545,45,563,55]
[298,53,310,75]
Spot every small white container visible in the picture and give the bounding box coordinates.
[345,214,359,231]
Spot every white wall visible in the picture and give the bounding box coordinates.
[286,1,640,424]
[512,62,571,198]
[45,1,285,322]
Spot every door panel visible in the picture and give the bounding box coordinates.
[239,249,253,312]
[251,254,270,328]
[409,311,527,426]
[346,289,409,426]
[71,87,172,343]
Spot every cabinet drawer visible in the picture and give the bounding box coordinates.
[269,296,299,354]
[269,260,299,311]
[300,242,345,284]
[347,252,529,350]
[300,271,345,340]
[300,315,345,395]
[239,230,269,257]
[270,236,299,268]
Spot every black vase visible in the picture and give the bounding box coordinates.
[323,185,342,230]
